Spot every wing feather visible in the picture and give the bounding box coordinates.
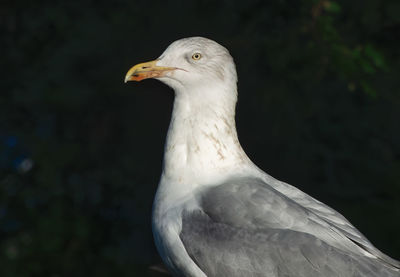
[179,177,399,276]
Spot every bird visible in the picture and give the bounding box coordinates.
[124,37,400,277]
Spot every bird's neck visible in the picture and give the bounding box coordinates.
[161,86,251,185]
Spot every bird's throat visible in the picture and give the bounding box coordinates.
[161,93,249,184]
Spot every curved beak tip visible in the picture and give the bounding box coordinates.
[124,60,176,84]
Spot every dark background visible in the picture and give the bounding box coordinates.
[1,0,399,276]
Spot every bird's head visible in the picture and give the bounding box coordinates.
[125,37,238,94]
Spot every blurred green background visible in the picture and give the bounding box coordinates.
[1,0,399,276]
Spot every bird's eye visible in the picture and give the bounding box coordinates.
[192,53,202,60]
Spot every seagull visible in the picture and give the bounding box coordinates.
[125,37,399,277]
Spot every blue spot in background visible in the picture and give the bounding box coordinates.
[5,136,17,148]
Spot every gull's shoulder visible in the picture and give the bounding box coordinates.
[241,169,400,269]
[179,175,399,276]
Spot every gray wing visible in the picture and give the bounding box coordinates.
[179,177,399,277]
[269,177,400,268]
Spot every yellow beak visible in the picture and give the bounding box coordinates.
[124,60,176,83]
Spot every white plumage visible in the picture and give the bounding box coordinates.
[125,37,399,277]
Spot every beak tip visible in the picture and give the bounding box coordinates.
[124,60,169,84]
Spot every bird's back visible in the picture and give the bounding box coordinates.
[179,176,400,277]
